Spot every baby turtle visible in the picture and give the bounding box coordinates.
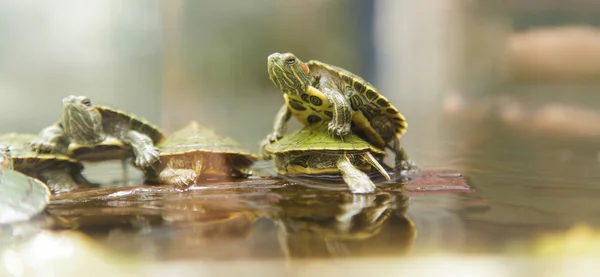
[266,52,413,172]
[29,95,165,171]
[261,121,390,194]
[0,133,97,193]
[152,121,258,188]
[0,146,51,224]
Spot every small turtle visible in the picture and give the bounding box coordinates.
[29,95,165,172]
[261,121,390,194]
[265,52,414,172]
[0,145,51,224]
[151,121,258,188]
[0,133,97,193]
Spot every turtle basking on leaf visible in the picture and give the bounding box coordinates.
[29,95,164,172]
[261,121,390,194]
[151,121,258,188]
[0,133,97,193]
[265,52,415,174]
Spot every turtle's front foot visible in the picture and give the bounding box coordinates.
[266,131,283,143]
[159,168,196,189]
[328,120,351,138]
[396,159,419,181]
[133,145,160,169]
[337,155,376,194]
[126,130,160,169]
[259,136,274,160]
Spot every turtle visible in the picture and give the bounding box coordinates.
[265,52,414,173]
[29,95,165,174]
[0,133,98,193]
[150,121,258,188]
[0,145,51,224]
[261,121,391,194]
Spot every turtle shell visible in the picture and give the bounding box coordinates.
[307,60,407,148]
[96,106,165,144]
[65,106,165,161]
[159,121,258,160]
[264,121,386,155]
[0,133,82,170]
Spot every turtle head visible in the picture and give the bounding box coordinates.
[267,52,312,95]
[0,144,13,170]
[61,95,106,145]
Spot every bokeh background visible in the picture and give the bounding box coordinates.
[5,1,600,276]
[2,0,600,250]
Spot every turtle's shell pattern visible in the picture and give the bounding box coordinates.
[0,133,80,169]
[159,121,258,159]
[97,106,165,144]
[307,61,407,145]
[265,121,386,155]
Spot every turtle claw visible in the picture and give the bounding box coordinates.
[133,146,160,169]
[396,159,419,181]
[173,172,196,189]
[327,121,351,138]
[266,131,283,143]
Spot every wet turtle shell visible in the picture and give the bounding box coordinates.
[153,121,258,185]
[306,60,407,148]
[0,167,50,224]
[66,106,165,161]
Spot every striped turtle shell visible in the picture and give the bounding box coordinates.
[159,121,258,160]
[264,121,386,155]
[307,60,407,148]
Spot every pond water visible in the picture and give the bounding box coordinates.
[2,85,600,276]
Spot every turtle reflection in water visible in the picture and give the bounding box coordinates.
[0,133,97,193]
[272,187,415,258]
[0,145,51,224]
[265,52,416,175]
[29,95,165,175]
[261,121,390,194]
[150,121,258,188]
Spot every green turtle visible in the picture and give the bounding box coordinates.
[151,121,258,188]
[29,95,165,173]
[0,133,97,193]
[265,52,413,172]
[261,121,390,194]
[0,145,51,224]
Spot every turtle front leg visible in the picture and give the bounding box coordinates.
[38,168,79,193]
[261,104,291,159]
[124,130,160,169]
[387,137,419,180]
[267,104,292,142]
[29,124,69,154]
[158,168,197,188]
[322,88,352,137]
[336,154,376,194]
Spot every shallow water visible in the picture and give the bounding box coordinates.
[2,85,600,276]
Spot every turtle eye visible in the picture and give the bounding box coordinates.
[81,99,92,107]
[285,57,296,65]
